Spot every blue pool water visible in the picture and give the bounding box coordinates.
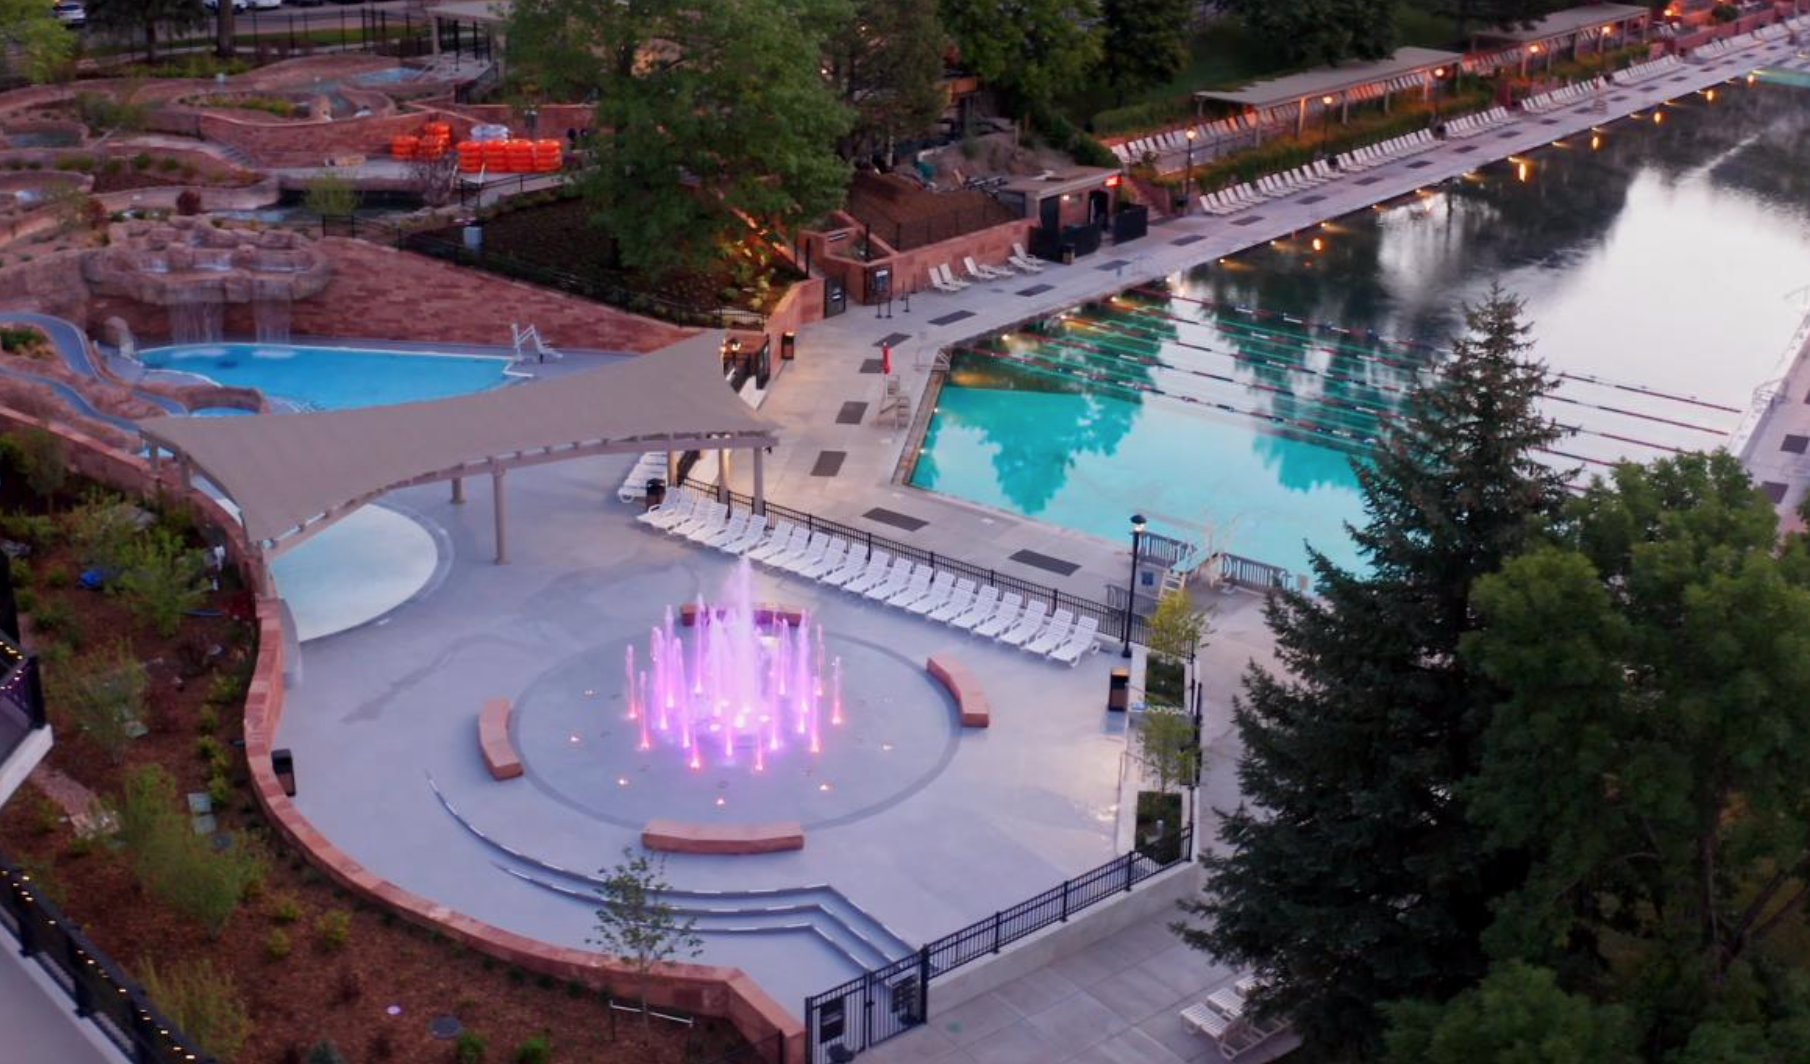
[913,82,1810,578]
[138,343,511,411]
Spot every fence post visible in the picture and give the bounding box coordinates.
[1123,852,1136,893]
[64,933,92,1017]
[917,946,931,1023]
[866,531,873,560]
[1060,877,1071,922]
[991,911,1002,954]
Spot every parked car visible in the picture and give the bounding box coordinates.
[51,1,85,27]
[247,0,284,8]
[202,0,250,11]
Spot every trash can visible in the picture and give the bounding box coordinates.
[644,478,666,510]
[1107,667,1130,712]
[1060,244,1077,266]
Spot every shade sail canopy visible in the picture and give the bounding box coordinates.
[1194,47,1462,110]
[139,331,773,545]
[1478,3,1648,42]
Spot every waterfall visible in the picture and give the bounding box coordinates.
[253,296,292,343]
[168,300,223,345]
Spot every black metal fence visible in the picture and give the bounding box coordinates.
[0,859,215,1064]
[851,201,1019,253]
[84,9,434,65]
[674,482,1152,646]
[804,827,1194,1063]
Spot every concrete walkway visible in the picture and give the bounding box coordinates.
[732,39,1809,612]
[0,933,125,1064]
[861,908,1296,1064]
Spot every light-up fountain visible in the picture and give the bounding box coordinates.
[627,558,842,775]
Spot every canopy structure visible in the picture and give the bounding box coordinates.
[139,331,775,578]
[1194,48,1462,138]
[1469,4,1649,74]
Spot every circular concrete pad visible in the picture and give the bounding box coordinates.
[271,505,439,642]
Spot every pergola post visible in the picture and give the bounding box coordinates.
[1295,97,1307,138]
[451,477,464,505]
[716,449,730,503]
[1342,93,1352,122]
[491,465,508,565]
[752,446,766,516]
[667,450,679,487]
[177,455,193,493]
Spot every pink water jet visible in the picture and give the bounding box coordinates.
[628,558,843,774]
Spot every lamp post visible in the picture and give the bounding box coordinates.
[1432,66,1446,121]
[1182,127,1197,215]
[1121,513,1146,658]
[1319,95,1334,155]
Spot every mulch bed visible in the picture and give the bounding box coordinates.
[91,170,258,194]
[0,472,750,1064]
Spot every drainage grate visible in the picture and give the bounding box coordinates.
[1763,481,1789,504]
[1406,160,1433,169]
[875,332,910,348]
[858,358,884,375]
[811,451,847,477]
[835,402,867,425]
[929,310,974,327]
[1096,259,1131,271]
[1169,234,1205,246]
[1454,145,1479,154]
[1017,283,1054,296]
[1540,118,1561,125]
[863,507,928,532]
[1498,130,1519,139]
[1230,215,1265,226]
[1782,434,1809,455]
[1298,194,1326,205]
[1008,549,1081,577]
[1354,176,1383,186]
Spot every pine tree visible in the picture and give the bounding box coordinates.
[1178,286,1567,1057]
[1098,0,1192,105]
[85,0,206,65]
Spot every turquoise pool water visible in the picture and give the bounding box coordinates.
[138,343,512,411]
[913,82,1810,578]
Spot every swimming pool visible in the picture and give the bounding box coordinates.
[137,343,513,411]
[913,81,1810,577]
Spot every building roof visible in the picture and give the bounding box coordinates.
[1477,3,1649,42]
[1194,47,1462,109]
[996,167,1120,198]
[427,0,513,26]
[138,331,774,546]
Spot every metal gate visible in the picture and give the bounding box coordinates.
[804,950,929,1064]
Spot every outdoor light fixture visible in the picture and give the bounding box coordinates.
[1122,514,1147,658]
[1311,237,1324,252]
[1321,95,1334,106]
[1434,67,1446,78]
[1518,161,1529,182]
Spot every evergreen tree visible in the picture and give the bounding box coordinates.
[1179,286,1567,1057]
[1218,0,1397,66]
[828,0,949,160]
[85,0,206,64]
[1098,0,1192,104]
[1383,962,1640,1064]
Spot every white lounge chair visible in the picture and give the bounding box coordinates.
[772,531,828,572]
[866,561,923,602]
[907,573,960,615]
[744,523,800,563]
[925,578,977,621]
[1009,243,1045,272]
[669,502,726,540]
[799,538,852,580]
[824,548,884,589]
[1049,616,1101,665]
[885,567,936,608]
[699,512,754,550]
[972,594,1024,639]
[949,586,1001,631]
[964,255,1011,281]
[637,492,697,529]
[933,263,971,290]
[1023,611,1076,655]
[996,601,1049,645]
[846,556,906,596]
[724,516,783,555]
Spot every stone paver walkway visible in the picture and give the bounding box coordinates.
[861,909,1297,1064]
[733,40,1809,611]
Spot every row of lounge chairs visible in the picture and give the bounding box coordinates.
[1333,129,1437,171]
[1441,106,1510,139]
[1696,21,1783,60]
[1521,77,1605,115]
[1110,115,1250,165]
[927,244,1045,294]
[1180,975,1290,1061]
[617,452,668,504]
[1197,161,1335,215]
[1611,55,1682,86]
[635,494,1102,666]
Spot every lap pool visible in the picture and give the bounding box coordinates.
[137,342,513,411]
[912,81,1810,577]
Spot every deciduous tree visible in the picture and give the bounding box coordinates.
[939,0,1103,115]
[1099,0,1191,104]
[1384,962,1640,1064]
[1217,0,1396,66]
[1180,287,1567,1057]
[85,0,207,65]
[589,847,703,1027]
[828,0,948,160]
[0,0,74,83]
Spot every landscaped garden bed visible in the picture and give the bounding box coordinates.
[0,428,752,1064]
[415,189,801,325]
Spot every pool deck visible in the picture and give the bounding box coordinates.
[733,40,1807,606]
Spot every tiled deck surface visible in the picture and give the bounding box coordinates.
[731,41,1808,608]
[862,912,1297,1064]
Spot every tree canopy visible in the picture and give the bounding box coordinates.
[1181,287,1567,1056]
[1098,0,1192,104]
[939,0,1103,113]
[0,0,74,83]
[85,0,206,63]
[828,0,949,159]
[1384,962,1640,1064]
[506,0,853,277]
[1216,0,1397,67]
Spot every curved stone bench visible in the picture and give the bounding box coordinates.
[678,602,805,628]
[642,819,805,855]
[927,654,990,728]
[478,697,523,781]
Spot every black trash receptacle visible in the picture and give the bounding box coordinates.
[644,478,666,510]
[1107,667,1130,712]
[1060,244,1077,266]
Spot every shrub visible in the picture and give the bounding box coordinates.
[75,93,147,134]
[31,794,62,836]
[52,641,148,763]
[53,154,94,172]
[176,189,203,216]
[197,735,224,763]
[264,928,292,960]
[304,173,358,219]
[25,598,75,642]
[115,765,267,936]
[514,1033,552,1064]
[305,1042,351,1064]
[1092,97,1191,138]
[206,668,250,707]
[101,158,124,176]
[197,705,220,733]
[206,773,234,810]
[455,1030,487,1064]
[268,892,303,924]
[0,511,57,547]
[39,564,69,589]
[63,496,138,572]
[157,157,182,173]
[109,528,210,637]
[131,152,153,171]
[136,957,253,1062]
[315,909,351,951]
[13,427,67,505]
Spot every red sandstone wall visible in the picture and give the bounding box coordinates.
[810,217,1036,304]
[0,251,88,322]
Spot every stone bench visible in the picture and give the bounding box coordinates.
[641,819,805,855]
[678,602,805,628]
[478,697,523,781]
[927,653,990,728]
